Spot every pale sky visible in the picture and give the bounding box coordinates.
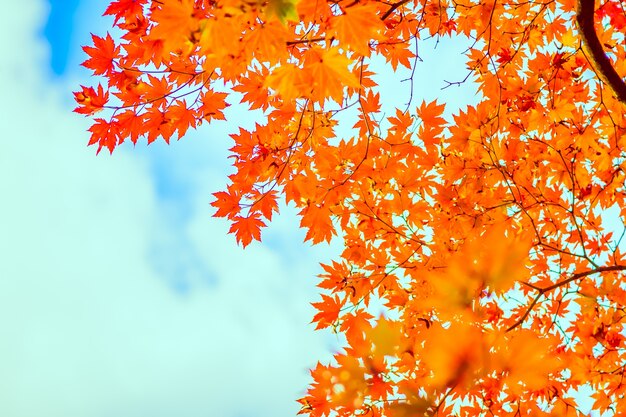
[0,2,476,416]
[0,2,342,416]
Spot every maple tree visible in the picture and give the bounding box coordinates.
[75,0,626,415]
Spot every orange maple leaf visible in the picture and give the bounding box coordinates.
[149,0,200,53]
[228,214,265,248]
[265,62,308,102]
[330,4,384,56]
[299,204,335,244]
[304,47,361,104]
[198,90,228,122]
[416,99,446,126]
[211,190,240,219]
[251,190,279,221]
[311,294,342,329]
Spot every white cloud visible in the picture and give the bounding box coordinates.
[0,3,337,417]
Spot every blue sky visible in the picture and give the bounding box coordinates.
[0,2,476,416]
[43,0,79,75]
[1,2,343,416]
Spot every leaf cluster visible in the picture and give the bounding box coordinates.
[76,0,626,415]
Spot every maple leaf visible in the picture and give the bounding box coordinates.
[88,118,121,154]
[149,0,199,53]
[198,90,228,122]
[228,214,265,248]
[339,310,374,350]
[141,107,167,144]
[81,33,119,76]
[299,204,335,244]
[142,74,171,106]
[232,68,271,110]
[116,110,144,144]
[304,47,361,104]
[211,190,240,219]
[377,42,415,71]
[74,84,109,115]
[330,4,384,56]
[264,62,307,102]
[103,0,146,25]
[251,190,279,221]
[311,294,342,329]
[242,21,289,65]
[416,99,446,126]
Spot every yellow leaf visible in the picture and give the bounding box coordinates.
[266,0,300,24]
[366,317,404,357]
[560,28,577,48]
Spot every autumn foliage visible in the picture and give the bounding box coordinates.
[75,0,626,415]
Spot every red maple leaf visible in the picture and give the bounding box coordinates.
[74,84,109,115]
[82,33,120,76]
[104,0,147,25]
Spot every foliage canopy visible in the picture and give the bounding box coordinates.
[76,0,626,415]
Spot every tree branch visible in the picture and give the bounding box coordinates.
[381,0,411,21]
[576,0,626,104]
[506,264,626,332]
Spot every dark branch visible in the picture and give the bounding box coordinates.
[506,264,626,332]
[577,0,626,104]
[381,0,411,21]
